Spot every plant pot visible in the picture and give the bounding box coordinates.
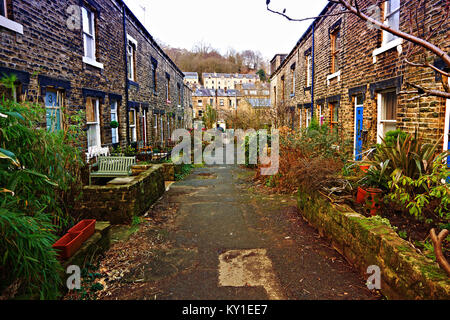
[359,165,370,173]
[68,219,96,243]
[356,186,368,204]
[52,232,84,259]
[365,188,383,216]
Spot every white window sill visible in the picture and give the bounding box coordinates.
[0,15,23,34]
[327,70,341,85]
[372,38,403,63]
[83,56,104,69]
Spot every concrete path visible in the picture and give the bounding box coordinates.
[98,164,379,300]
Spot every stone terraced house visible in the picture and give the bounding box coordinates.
[270,0,449,160]
[0,0,187,159]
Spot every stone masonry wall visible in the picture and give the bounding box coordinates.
[74,165,165,224]
[297,188,450,299]
[0,0,186,153]
[271,0,449,152]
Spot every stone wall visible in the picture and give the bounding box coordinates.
[0,0,185,151]
[270,0,449,151]
[297,189,450,299]
[75,165,165,224]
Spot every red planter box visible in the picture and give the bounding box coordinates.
[68,219,96,243]
[52,232,84,259]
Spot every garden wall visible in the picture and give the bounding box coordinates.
[74,165,165,224]
[297,188,450,299]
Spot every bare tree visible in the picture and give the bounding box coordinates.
[266,0,450,99]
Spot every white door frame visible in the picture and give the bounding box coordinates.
[444,78,450,152]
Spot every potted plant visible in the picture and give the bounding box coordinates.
[356,160,389,215]
[110,120,119,129]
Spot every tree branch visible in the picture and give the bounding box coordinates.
[336,0,450,69]
[405,81,450,99]
[266,4,352,23]
[430,228,450,277]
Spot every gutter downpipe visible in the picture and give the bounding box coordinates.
[122,3,130,145]
[311,22,315,119]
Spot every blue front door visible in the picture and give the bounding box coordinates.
[355,106,364,160]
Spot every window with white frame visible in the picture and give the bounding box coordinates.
[198,99,203,106]
[111,100,119,144]
[127,39,136,81]
[305,108,311,128]
[383,0,400,45]
[317,104,324,125]
[306,55,312,87]
[86,97,101,150]
[1,0,6,17]
[377,90,397,142]
[82,7,96,60]
[129,108,137,142]
[154,114,158,141]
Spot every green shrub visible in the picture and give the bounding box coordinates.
[0,74,85,299]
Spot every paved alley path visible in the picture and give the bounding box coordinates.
[98,164,379,300]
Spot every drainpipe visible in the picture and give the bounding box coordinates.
[122,3,130,145]
[311,22,315,119]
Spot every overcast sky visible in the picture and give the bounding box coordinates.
[124,0,329,61]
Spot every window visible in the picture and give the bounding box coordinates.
[129,108,137,142]
[0,0,6,17]
[317,104,324,125]
[82,6,101,67]
[383,0,400,45]
[306,55,312,87]
[273,86,277,105]
[198,110,203,117]
[151,59,157,94]
[45,89,63,132]
[305,108,311,128]
[281,75,285,101]
[209,98,214,106]
[220,99,224,106]
[127,39,136,81]
[0,0,23,34]
[377,90,397,142]
[111,100,119,144]
[290,63,296,96]
[86,97,101,150]
[330,102,339,130]
[198,99,203,106]
[154,114,158,141]
[166,74,170,102]
[177,83,181,105]
[330,28,340,74]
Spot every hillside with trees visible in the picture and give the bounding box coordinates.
[162,42,269,82]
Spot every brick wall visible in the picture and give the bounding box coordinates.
[0,0,186,157]
[270,0,449,156]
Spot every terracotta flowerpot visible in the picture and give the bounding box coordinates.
[356,186,368,204]
[52,232,84,259]
[68,219,96,243]
[359,165,370,173]
[356,187,383,216]
[365,188,383,216]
